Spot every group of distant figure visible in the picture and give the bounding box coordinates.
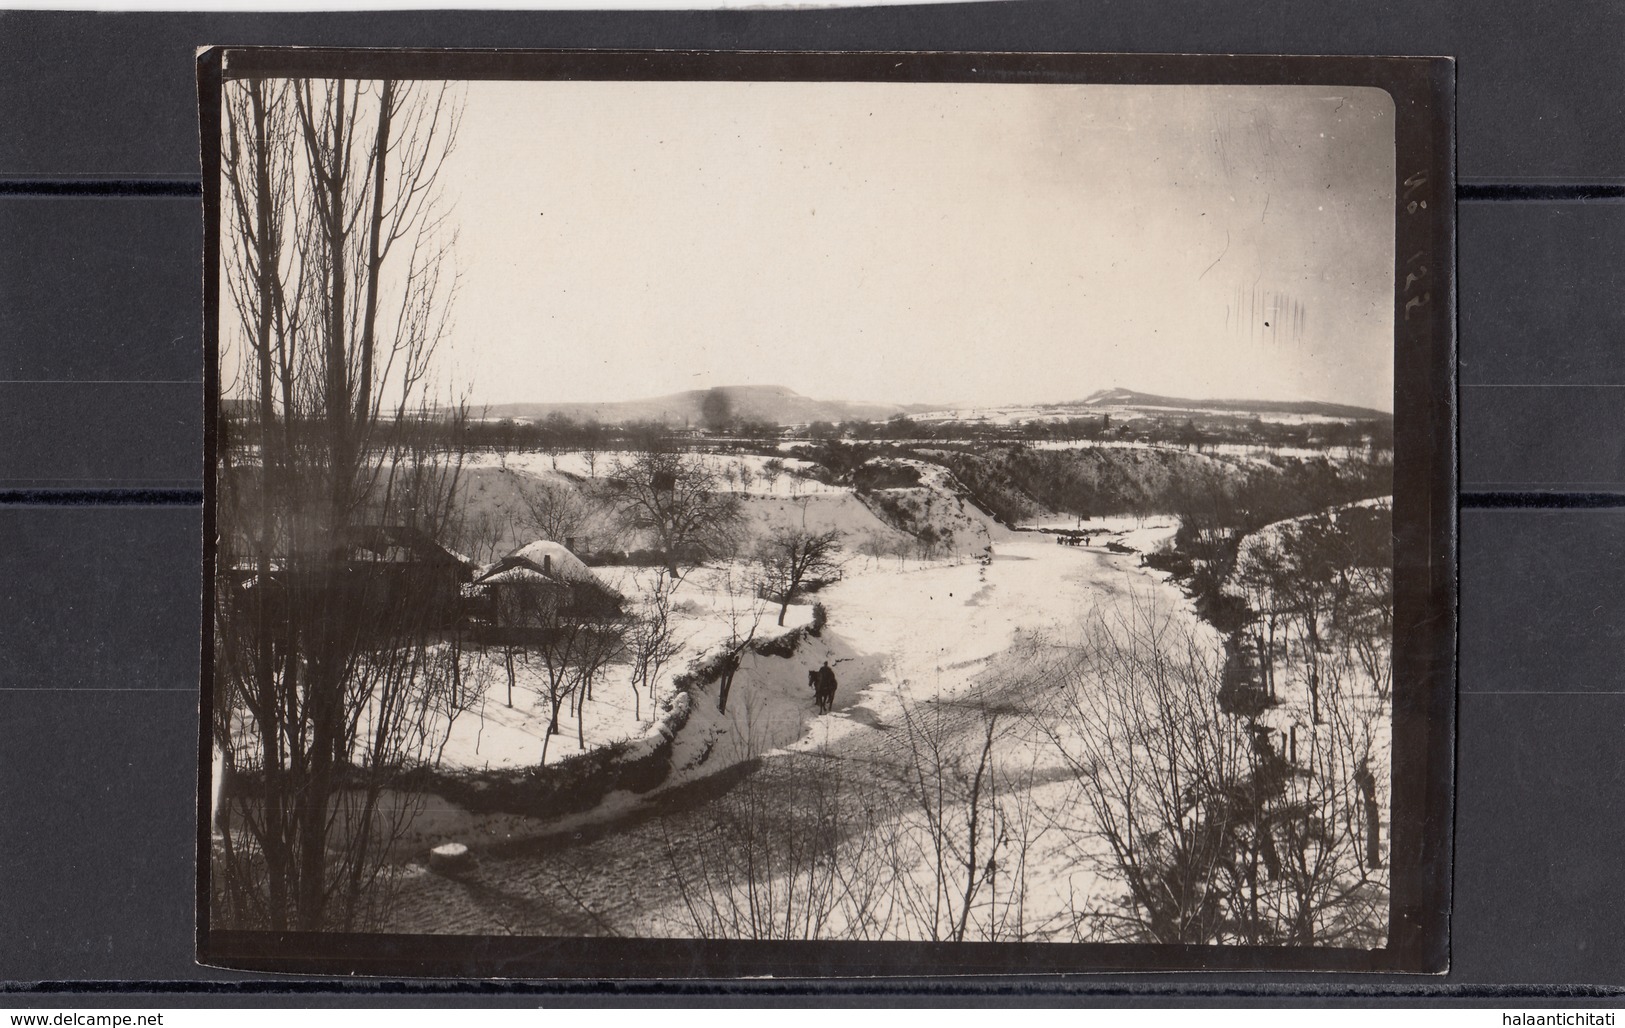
[1056,533,1094,547]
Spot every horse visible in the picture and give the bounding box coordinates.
[808,667,837,714]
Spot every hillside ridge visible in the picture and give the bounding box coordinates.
[1075,387,1390,420]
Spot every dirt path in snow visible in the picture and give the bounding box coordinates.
[384,536,1201,937]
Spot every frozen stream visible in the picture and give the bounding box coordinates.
[384,530,1210,938]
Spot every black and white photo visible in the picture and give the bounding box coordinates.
[201,49,1453,974]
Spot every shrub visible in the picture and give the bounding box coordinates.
[1195,587,1255,635]
[752,631,802,659]
[1217,646,1276,719]
[852,462,922,491]
[1140,550,1195,579]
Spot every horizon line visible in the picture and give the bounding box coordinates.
[462,383,1395,417]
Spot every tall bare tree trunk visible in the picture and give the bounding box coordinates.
[217,77,464,932]
[355,81,394,429]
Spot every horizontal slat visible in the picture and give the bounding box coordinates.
[1460,509,1625,693]
[1460,201,1625,387]
[0,5,1617,182]
[0,507,227,984]
[1453,692,1625,983]
[0,381,201,488]
[1461,385,1625,491]
[0,196,201,383]
[0,688,208,982]
[0,505,200,692]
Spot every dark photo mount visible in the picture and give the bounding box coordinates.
[197,47,1454,979]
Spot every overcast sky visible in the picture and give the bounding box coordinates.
[439,81,1395,412]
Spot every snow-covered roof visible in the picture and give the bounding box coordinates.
[469,539,621,597]
[476,566,562,586]
[509,539,602,586]
[338,525,472,567]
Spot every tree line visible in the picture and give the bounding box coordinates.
[222,401,1393,464]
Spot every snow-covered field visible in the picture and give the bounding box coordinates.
[383,521,1226,938]
[224,443,1390,944]
[456,449,921,561]
[433,650,652,770]
[423,566,820,771]
[464,449,842,496]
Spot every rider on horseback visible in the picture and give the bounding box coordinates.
[809,660,838,714]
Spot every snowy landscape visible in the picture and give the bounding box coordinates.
[210,74,1398,950]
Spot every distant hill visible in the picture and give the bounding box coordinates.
[228,383,1388,427]
[480,385,936,427]
[1076,388,1391,421]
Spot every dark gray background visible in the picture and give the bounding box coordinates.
[1,2,1620,1000]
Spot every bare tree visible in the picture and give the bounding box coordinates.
[655,686,1053,942]
[518,588,627,762]
[754,524,843,627]
[714,566,768,715]
[1034,594,1386,946]
[1234,538,1289,702]
[1259,657,1388,946]
[627,569,685,720]
[452,505,515,565]
[657,758,894,940]
[761,458,786,495]
[485,573,559,709]
[1035,601,1250,944]
[1323,503,1393,709]
[1237,507,1389,724]
[516,477,594,546]
[890,700,1004,942]
[606,450,743,577]
[212,76,465,932]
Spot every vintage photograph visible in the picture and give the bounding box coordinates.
[205,52,1438,966]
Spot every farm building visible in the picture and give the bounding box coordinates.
[464,539,625,643]
[223,524,477,639]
